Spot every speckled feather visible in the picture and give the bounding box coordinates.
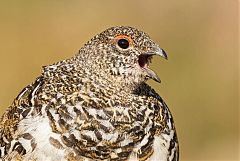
[0,26,179,161]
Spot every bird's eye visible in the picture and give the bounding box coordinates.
[117,39,129,49]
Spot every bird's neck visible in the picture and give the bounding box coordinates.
[43,58,140,94]
[72,53,141,92]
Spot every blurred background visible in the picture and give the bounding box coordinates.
[0,0,238,161]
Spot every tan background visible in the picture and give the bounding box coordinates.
[0,1,238,161]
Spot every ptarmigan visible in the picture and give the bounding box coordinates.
[0,26,179,161]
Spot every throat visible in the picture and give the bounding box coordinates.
[97,74,141,93]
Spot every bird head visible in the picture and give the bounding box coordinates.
[76,26,167,87]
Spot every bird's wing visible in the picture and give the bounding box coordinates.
[149,92,179,161]
[0,76,44,159]
[133,83,179,161]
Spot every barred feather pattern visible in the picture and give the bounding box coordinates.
[0,26,179,161]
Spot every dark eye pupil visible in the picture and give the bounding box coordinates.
[117,39,129,49]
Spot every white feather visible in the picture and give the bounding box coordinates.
[17,115,66,161]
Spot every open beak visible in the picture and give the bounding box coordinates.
[138,47,167,83]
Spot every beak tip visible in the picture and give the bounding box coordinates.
[154,75,161,83]
[144,68,161,83]
[161,49,168,60]
[155,47,168,59]
[155,78,161,83]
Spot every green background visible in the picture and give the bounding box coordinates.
[0,1,238,161]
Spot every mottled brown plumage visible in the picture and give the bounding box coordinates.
[0,26,179,161]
